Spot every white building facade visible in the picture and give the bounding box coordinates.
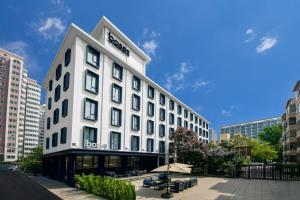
[42,17,210,185]
[38,104,46,146]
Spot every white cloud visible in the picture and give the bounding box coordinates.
[142,40,158,57]
[0,41,40,72]
[51,0,71,14]
[221,105,235,117]
[37,17,65,40]
[256,36,277,53]
[244,28,256,43]
[192,80,209,90]
[164,62,192,91]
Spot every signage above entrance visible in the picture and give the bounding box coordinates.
[108,32,130,57]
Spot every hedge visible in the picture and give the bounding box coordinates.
[74,174,136,200]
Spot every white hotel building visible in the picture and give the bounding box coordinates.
[42,16,210,185]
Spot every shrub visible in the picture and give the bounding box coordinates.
[75,174,136,200]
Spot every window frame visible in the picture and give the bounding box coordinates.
[60,127,67,144]
[111,83,122,103]
[148,85,155,99]
[147,120,154,135]
[159,124,165,137]
[132,94,141,111]
[85,70,99,94]
[111,107,122,127]
[110,131,121,150]
[62,99,68,117]
[159,108,165,121]
[147,102,154,117]
[84,98,98,121]
[159,93,165,105]
[112,62,123,81]
[131,114,140,131]
[55,64,62,81]
[63,72,70,91]
[131,136,140,151]
[132,76,141,91]
[52,132,58,147]
[54,85,61,102]
[83,126,97,147]
[65,48,71,67]
[53,109,59,124]
[86,45,100,68]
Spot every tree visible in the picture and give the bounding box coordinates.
[172,127,207,166]
[250,140,278,162]
[258,125,282,146]
[21,146,43,175]
[230,135,251,147]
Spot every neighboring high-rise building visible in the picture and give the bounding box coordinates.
[42,16,210,185]
[38,104,46,146]
[0,48,41,162]
[220,117,282,140]
[209,128,217,144]
[282,81,300,165]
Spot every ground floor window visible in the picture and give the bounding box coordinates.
[105,156,121,169]
[76,155,99,170]
[128,156,139,170]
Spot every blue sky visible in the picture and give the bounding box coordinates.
[1,0,299,136]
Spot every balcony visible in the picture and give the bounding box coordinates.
[286,124,297,133]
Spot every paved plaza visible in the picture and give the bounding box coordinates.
[133,176,300,200]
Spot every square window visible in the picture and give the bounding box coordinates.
[83,126,97,147]
[85,70,99,94]
[86,46,100,68]
[132,76,141,91]
[110,132,121,150]
[112,62,123,81]
[84,98,98,121]
[111,84,122,103]
[111,107,122,126]
[131,115,140,131]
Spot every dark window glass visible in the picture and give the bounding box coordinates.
[46,138,50,149]
[84,98,98,121]
[63,72,70,91]
[159,141,165,153]
[132,94,140,111]
[112,62,123,81]
[184,109,188,118]
[56,64,62,81]
[86,45,100,68]
[147,120,154,134]
[85,70,99,94]
[47,117,51,129]
[199,119,202,126]
[49,80,53,91]
[159,124,165,137]
[148,86,155,99]
[195,117,198,124]
[54,85,61,102]
[62,99,68,117]
[52,132,58,147]
[131,136,139,151]
[53,109,59,124]
[111,107,121,126]
[160,94,165,105]
[131,115,140,131]
[190,123,193,130]
[169,100,174,110]
[60,127,67,144]
[48,97,52,110]
[184,120,188,128]
[190,113,194,121]
[111,84,122,103]
[147,139,154,152]
[159,108,165,121]
[177,105,182,115]
[65,48,71,67]
[83,126,97,147]
[169,113,174,125]
[132,76,141,91]
[147,102,154,116]
[110,132,121,150]
[169,128,174,139]
[177,117,182,127]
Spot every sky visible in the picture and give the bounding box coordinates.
[1,0,299,137]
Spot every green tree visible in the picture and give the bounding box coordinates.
[250,140,278,162]
[21,146,43,174]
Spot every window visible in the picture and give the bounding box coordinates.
[147,102,154,116]
[49,80,53,91]
[177,105,182,115]
[84,98,98,121]
[190,123,193,130]
[184,109,188,118]
[46,138,49,149]
[169,113,174,125]
[111,84,122,103]
[195,126,198,133]
[132,94,140,111]
[63,72,70,91]
[111,107,121,126]
[147,139,154,152]
[48,97,52,110]
[52,133,58,147]
[184,120,188,128]
[65,48,71,67]
[131,136,139,151]
[159,141,165,153]
[55,85,61,102]
[83,126,97,147]
[60,127,67,144]
[47,117,51,129]
[202,129,206,137]
[147,120,154,134]
[148,86,155,99]
[159,108,165,121]
[169,100,174,110]
[85,70,99,94]
[195,117,198,124]
[169,128,174,139]
[86,45,100,68]
[131,115,140,131]
[199,119,202,126]
[110,132,121,150]
[177,117,182,127]
[190,113,194,121]
[112,62,123,81]
[160,94,165,105]
[53,109,59,124]
[56,64,62,81]
[62,99,68,117]
[199,128,202,136]
[132,76,141,91]
[159,124,165,137]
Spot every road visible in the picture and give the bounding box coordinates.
[0,171,61,200]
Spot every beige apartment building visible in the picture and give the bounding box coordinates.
[282,81,300,164]
[0,48,41,162]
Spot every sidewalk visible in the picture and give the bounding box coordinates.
[31,176,104,200]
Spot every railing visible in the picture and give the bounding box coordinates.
[236,165,300,181]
